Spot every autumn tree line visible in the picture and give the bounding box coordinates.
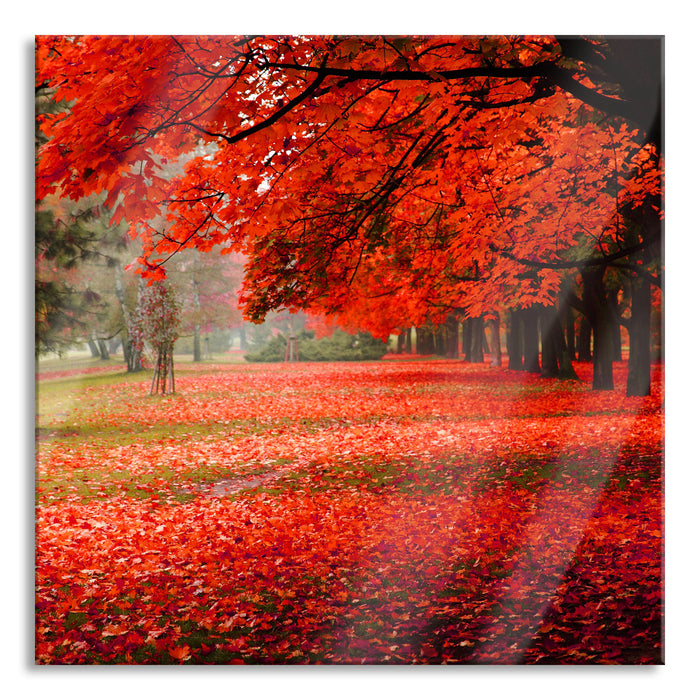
[392,289,662,383]
[35,35,663,395]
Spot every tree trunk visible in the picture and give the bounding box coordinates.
[417,326,434,355]
[507,309,523,370]
[566,307,577,361]
[239,326,247,351]
[425,327,434,354]
[121,332,130,366]
[608,293,623,362]
[434,325,445,356]
[97,338,110,360]
[88,337,100,358]
[114,268,143,372]
[462,320,472,361]
[522,306,540,373]
[405,327,413,354]
[487,314,502,368]
[481,325,490,354]
[555,311,579,381]
[193,325,202,362]
[416,327,425,354]
[446,317,459,358]
[122,332,143,372]
[583,267,614,390]
[191,278,202,362]
[626,272,652,396]
[470,316,484,363]
[396,331,405,354]
[554,303,579,380]
[150,343,175,395]
[540,306,559,378]
[577,316,593,361]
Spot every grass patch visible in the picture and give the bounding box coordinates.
[36,417,275,447]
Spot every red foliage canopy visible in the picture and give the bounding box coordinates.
[35,35,662,336]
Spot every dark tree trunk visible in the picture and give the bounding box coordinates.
[396,331,405,354]
[566,307,577,361]
[416,327,424,354]
[608,294,623,362]
[540,306,559,378]
[539,303,578,380]
[470,316,484,363]
[98,338,110,360]
[88,338,100,358]
[434,325,445,356]
[549,303,579,380]
[114,269,144,372]
[522,306,541,373]
[626,273,652,396]
[507,309,524,370]
[487,314,502,367]
[446,317,459,358]
[417,326,434,355]
[462,320,472,361]
[583,267,614,390]
[555,311,579,380]
[193,325,202,362]
[416,327,425,354]
[577,316,593,362]
[625,178,661,394]
[426,328,435,354]
[121,332,130,366]
[122,333,143,372]
[405,327,413,354]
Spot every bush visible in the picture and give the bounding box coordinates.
[244,330,387,363]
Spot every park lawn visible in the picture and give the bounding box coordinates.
[34,359,663,664]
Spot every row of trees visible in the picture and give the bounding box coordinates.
[393,295,662,375]
[35,35,663,395]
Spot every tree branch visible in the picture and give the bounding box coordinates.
[265,53,658,143]
[206,60,328,146]
[493,231,662,272]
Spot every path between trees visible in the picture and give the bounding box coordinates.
[184,469,287,498]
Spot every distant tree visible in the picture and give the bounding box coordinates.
[169,249,244,361]
[139,280,181,395]
[35,207,108,356]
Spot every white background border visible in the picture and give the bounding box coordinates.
[10,3,695,697]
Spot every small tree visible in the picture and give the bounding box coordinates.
[140,280,180,395]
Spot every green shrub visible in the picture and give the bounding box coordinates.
[244,330,387,363]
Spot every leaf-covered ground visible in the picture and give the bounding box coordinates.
[35,359,663,664]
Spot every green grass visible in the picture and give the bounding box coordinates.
[37,415,279,447]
